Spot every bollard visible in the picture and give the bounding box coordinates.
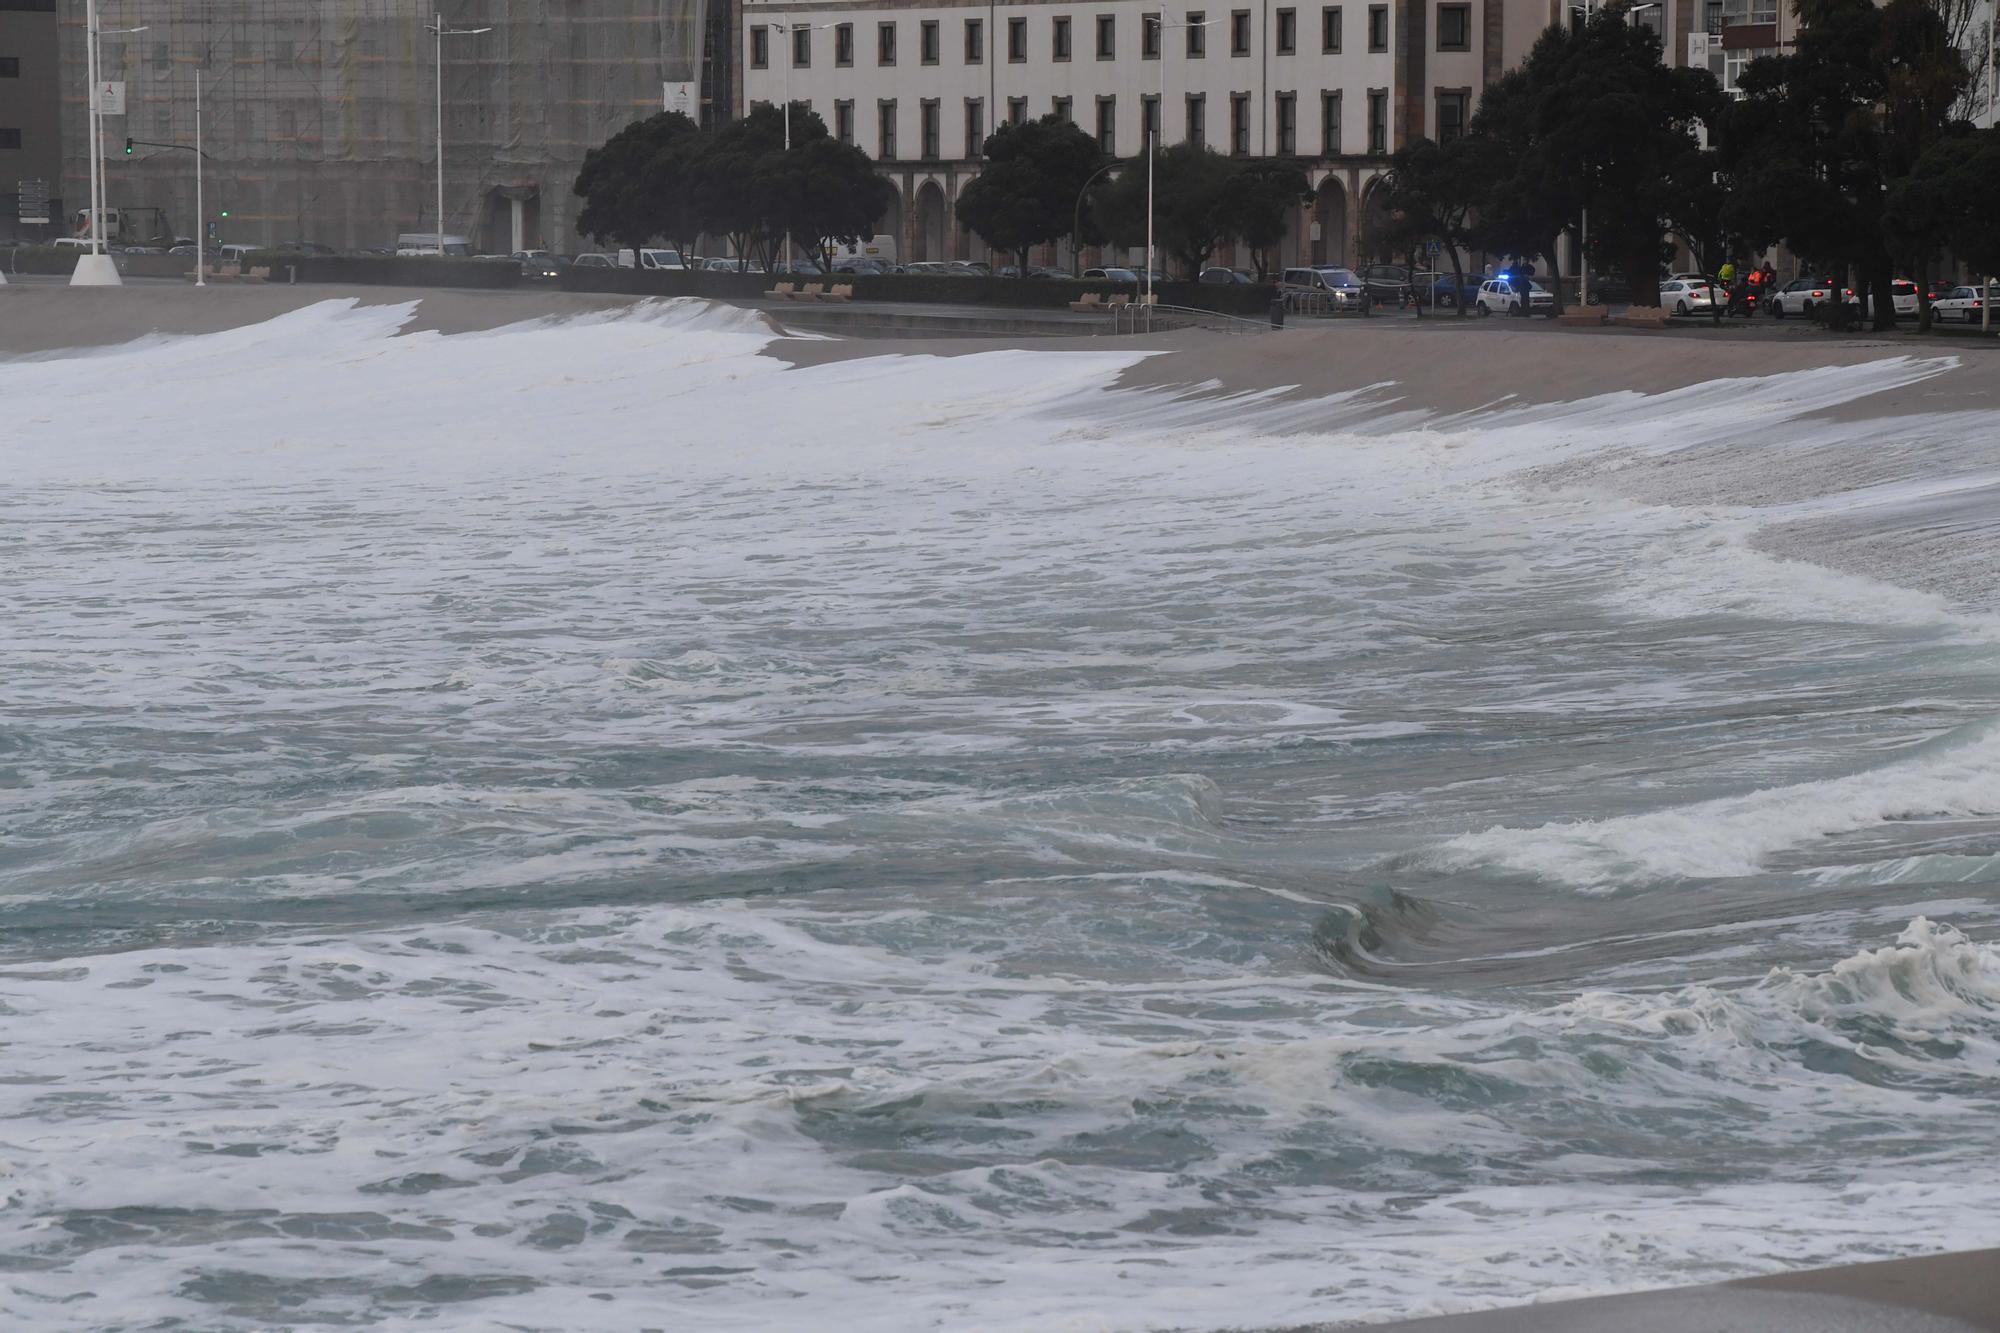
[1269,297,1285,329]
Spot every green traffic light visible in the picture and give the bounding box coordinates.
[219,209,229,218]
[124,138,134,155]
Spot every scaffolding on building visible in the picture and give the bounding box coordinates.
[60,1,729,252]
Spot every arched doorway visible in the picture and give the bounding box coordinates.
[914,181,947,262]
[1311,176,1348,266]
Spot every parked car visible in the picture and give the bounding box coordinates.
[1280,266,1367,309]
[1197,266,1253,285]
[519,255,562,281]
[1083,266,1141,284]
[1768,276,1852,319]
[1857,278,1920,319]
[834,259,887,276]
[1659,278,1717,315]
[1418,273,1480,308]
[1931,283,1996,323]
[571,253,616,268]
[1475,275,1555,315]
[704,256,764,272]
[1360,263,1415,307]
[904,261,954,275]
[276,240,337,256]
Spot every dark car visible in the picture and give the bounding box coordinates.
[519,256,562,280]
[1360,263,1415,307]
[1422,273,1480,308]
[1198,266,1255,285]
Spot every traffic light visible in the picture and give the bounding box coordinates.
[124,138,134,155]
[218,208,229,218]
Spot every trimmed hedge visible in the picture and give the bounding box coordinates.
[291,256,523,288]
[1,246,196,277]
[555,264,1277,316]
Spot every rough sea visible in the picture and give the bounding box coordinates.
[3,299,1997,1331]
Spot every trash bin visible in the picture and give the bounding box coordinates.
[1269,297,1285,329]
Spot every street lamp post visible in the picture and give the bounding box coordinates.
[782,23,837,150]
[1146,15,1218,307]
[72,7,148,285]
[427,12,491,255]
[1567,0,1656,309]
[194,67,204,286]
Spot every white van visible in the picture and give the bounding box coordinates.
[836,235,897,264]
[615,248,687,271]
[395,232,471,257]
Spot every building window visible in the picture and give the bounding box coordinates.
[1436,87,1468,139]
[1437,3,1470,50]
[966,17,985,63]
[1367,87,1387,152]
[1368,4,1388,50]
[1230,92,1250,153]
[836,23,853,66]
[921,20,940,64]
[1097,14,1117,58]
[879,99,897,158]
[1008,17,1028,61]
[0,57,19,78]
[1008,96,1028,124]
[750,26,768,69]
[1231,9,1252,54]
[1096,95,1117,153]
[793,25,812,67]
[1186,92,1206,146]
[1322,5,1342,51]
[921,99,940,157]
[1276,91,1297,153]
[879,22,897,65]
[835,99,855,144]
[1053,16,1072,60]
[1277,8,1297,53]
[966,98,986,156]
[1321,89,1342,153]
[1187,11,1207,56]
[1142,93,1161,142]
[1143,12,1162,57]
[0,128,21,150]
[1053,95,1074,122]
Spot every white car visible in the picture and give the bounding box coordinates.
[1931,284,1996,324]
[1475,276,1554,315]
[1660,279,1716,315]
[1768,276,1853,319]
[1857,279,1920,319]
[1280,265,1367,309]
[571,253,615,268]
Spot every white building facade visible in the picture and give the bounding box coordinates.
[742,0,1747,269]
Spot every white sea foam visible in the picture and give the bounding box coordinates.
[6,300,2000,1330]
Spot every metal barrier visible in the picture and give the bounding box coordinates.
[1109,301,1277,335]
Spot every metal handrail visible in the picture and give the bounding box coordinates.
[1109,301,1274,334]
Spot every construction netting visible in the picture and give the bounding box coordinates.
[61,0,725,252]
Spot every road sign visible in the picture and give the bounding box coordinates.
[1427,239,1441,255]
[17,179,49,226]
[94,81,127,115]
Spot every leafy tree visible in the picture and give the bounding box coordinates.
[689,102,814,268]
[573,112,701,254]
[762,137,899,273]
[1223,160,1312,281]
[1886,126,2000,290]
[1723,0,1967,329]
[1095,142,1239,274]
[955,115,1108,273]
[1367,136,1492,316]
[1466,54,1580,310]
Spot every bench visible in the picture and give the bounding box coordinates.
[1068,292,1104,312]
[767,281,795,299]
[1618,305,1674,329]
[823,283,854,303]
[1107,294,1131,308]
[791,282,825,302]
[1558,309,1607,327]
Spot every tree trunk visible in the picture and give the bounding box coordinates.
[1626,243,1661,307]
[1449,247,1467,318]
[1542,236,1566,315]
[1866,256,1896,333]
[1915,254,1933,333]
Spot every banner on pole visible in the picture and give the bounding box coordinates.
[93,81,127,115]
